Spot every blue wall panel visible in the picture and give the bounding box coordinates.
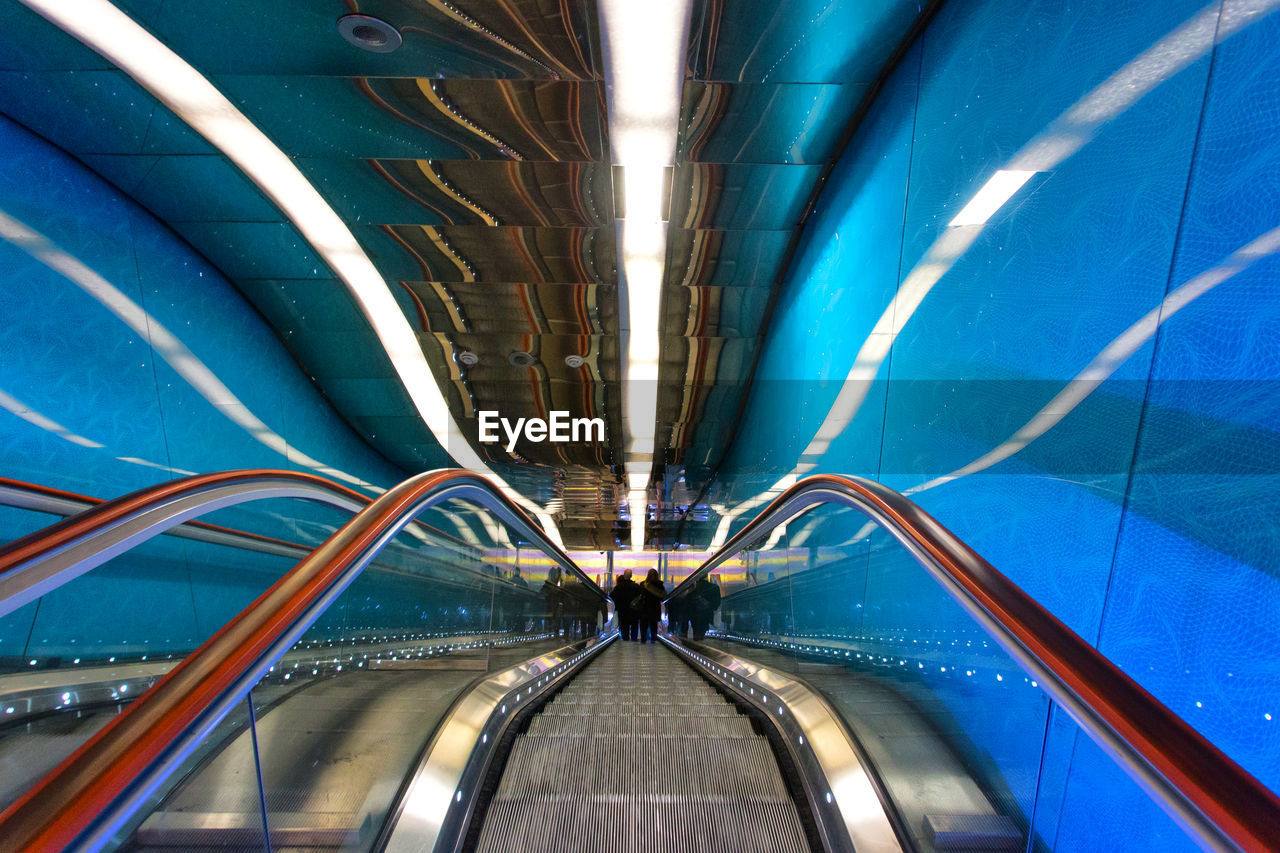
[1099,0,1280,793]
[716,0,1280,838]
[0,115,409,667]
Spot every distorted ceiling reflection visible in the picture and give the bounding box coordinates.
[650,0,933,547]
[0,0,932,550]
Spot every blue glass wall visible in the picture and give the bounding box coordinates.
[0,115,413,665]
[0,115,407,506]
[717,0,1280,844]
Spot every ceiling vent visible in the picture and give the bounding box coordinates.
[508,351,536,367]
[337,15,403,53]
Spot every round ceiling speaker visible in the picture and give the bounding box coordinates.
[337,14,403,53]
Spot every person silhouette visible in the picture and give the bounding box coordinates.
[609,569,640,641]
[635,569,666,644]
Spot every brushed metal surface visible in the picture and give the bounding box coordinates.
[473,641,809,853]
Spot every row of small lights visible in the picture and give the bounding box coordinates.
[19,628,533,669]
[6,678,147,717]
[714,629,1035,691]
[711,629,996,657]
[6,630,556,716]
[264,632,556,683]
[710,631,1274,722]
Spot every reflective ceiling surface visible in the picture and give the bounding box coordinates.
[0,0,931,549]
[651,0,933,547]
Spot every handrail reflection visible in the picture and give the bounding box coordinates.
[0,471,496,612]
[670,473,1280,853]
[0,468,598,852]
[0,469,373,618]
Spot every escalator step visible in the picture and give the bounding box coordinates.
[539,701,736,713]
[494,736,790,798]
[476,794,808,853]
[473,642,810,853]
[525,714,755,737]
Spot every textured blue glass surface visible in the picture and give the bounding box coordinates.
[0,115,409,669]
[1098,0,1280,793]
[1046,718,1201,852]
[714,0,1280,842]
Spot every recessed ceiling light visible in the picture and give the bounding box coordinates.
[508,351,536,367]
[336,14,403,53]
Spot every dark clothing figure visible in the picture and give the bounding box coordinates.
[667,594,691,638]
[565,580,604,638]
[505,569,530,631]
[635,570,666,644]
[690,576,721,639]
[542,567,567,636]
[609,573,641,640]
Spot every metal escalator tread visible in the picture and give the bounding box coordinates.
[474,642,810,853]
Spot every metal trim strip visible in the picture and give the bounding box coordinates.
[383,633,616,853]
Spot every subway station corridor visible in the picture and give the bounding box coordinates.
[1,0,1279,850]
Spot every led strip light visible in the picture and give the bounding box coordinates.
[19,0,562,546]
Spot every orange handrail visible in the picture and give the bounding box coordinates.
[0,473,473,562]
[670,473,1280,853]
[0,468,592,851]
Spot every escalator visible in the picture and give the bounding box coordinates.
[0,470,1277,852]
[472,641,810,853]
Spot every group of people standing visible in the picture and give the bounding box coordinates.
[608,569,667,642]
[607,569,722,642]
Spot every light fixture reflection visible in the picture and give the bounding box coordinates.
[947,170,1036,226]
[711,0,1280,548]
[600,0,692,552]
[18,0,562,542]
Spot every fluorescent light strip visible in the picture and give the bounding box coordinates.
[720,225,1280,553]
[0,387,103,449]
[794,226,1280,549]
[0,212,492,542]
[19,0,561,544]
[599,0,692,552]
[0,385,203,476]
[710,0,1280,548]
